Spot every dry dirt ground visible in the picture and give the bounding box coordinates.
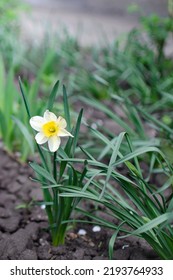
[0,145,159,260]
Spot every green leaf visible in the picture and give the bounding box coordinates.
[124,98,146,139]
[100,132,126,199]
[0,110,7,139]
[80,146,96,161]
[18,77,31,119]
[0,55,5,108]
[72,108,83,157]
[121,212,173,237]
[29,162,56,185]
[113,146,167,167]
[109,222,125,259]
[12,116,34,154]
[63,85,71,131]
[47,80,59,111]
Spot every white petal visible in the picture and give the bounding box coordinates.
[35,132,48,144]
[29,116,45,131]
[57,116,67,128]
[44,110,57,122]
[48,136,61,152]
[58,128,73,137]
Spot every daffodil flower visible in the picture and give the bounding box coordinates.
[30,110,73,152]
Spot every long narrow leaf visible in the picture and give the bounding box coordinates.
[63,85,71,131]
[12,116,34,153]
[109,222,125,259]
[18,77,31,119]
[29,162,56,185]
[120,212,173,237]
[47,80,59,111]
[100,132,126,199]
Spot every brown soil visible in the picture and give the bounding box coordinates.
[0,145,160,260]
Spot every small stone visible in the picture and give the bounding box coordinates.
[67,232,78,240]
[89,241,95,247]
[92,226,101,232]
[77,229,87,236]
[39,238,49,246]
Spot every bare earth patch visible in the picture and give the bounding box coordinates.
[0,147,159,260]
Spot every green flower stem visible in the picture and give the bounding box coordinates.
[53,151,57,182]
[45,205,54,238]
[52,151,58,242]
[51,151,66,246]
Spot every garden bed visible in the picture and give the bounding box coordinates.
[0,0,173,261]
[0,147,159,260]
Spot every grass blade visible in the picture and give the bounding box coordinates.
[29,162,56,185]
[12,116,34,154]
[72,109,83,157]
[109,222,125,259]
[99,132,126,199]
[63,85,71,131]
[121,212,173,237]
[47,80,59,111]
[18,77,31,119]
